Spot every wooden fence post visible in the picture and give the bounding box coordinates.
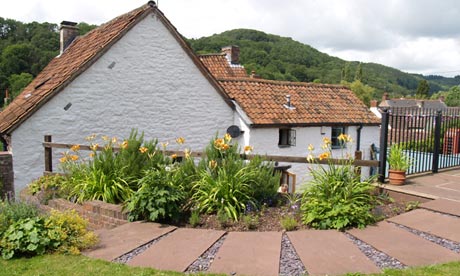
[354,150,362,176]
[44,135,52,173]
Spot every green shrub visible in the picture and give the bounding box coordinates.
[0,200,40,237]
[60,129,168,204]
[0,210,97,259]
[125,165,186,223]
[216,209,231,228]
[192,161,255,222]
[301,135,377,230]
[0,217,49,259]
[45,210,97,255]
[242,214,259,230]
[280,215,298,231]
[301,161,377,230]
[28,175,70,204]
[192,135,279,221]
[189,210,201,227]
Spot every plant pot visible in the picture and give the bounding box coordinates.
[388,170,406,185]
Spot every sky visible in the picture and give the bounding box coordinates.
[2,0,460,77]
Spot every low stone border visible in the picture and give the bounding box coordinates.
[20,190,128,230]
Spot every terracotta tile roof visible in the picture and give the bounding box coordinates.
[0,3,233,134]
[199,54,248,78]
[218,78,380,126]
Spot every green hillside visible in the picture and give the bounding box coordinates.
[1,21,459,107]
[188,29,460,100]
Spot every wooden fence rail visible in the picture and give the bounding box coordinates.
[43,135,379,174]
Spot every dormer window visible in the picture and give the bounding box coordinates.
[279,128,296,147]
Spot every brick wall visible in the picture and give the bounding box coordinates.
[0,152,14,199]
[20,190,128,230]
[47,199,128,230]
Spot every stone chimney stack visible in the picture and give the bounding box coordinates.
[382,92,389,101]
[60,21,79,55]
[222,45,240,64]
[370,99,378,108]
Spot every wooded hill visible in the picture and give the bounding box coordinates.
[188,29,460,100]
[1,19,459,107]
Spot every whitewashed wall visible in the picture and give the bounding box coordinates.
[240,125,380,191]
[11,14,235,193]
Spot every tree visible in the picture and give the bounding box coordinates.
[342,80,375,107]
[445,86,460,107]
[8,72,33,99]
[416,79,430,99]
[355,63,363,81]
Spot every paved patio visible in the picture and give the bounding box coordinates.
[83,170,460,276]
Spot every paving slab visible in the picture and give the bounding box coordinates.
[389,209,460,242]
[83,221,176,261]
[421,198,460,216]
[347,221,460,267]
[208,231,282,276]
[128,228,225,272]
[287,230,380,276]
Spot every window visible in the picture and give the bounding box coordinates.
[331,126,346,149]
[279,129,296,147]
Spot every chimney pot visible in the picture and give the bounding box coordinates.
[382,92,389,101]
[60,21,79,55]
[370,100,378,108]
[222,45,240,64]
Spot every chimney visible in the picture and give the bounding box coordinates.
[370,99,378,108]
[382,92,389,101]
[222,45,240,64]
[439,95,445,102]
[4,88,10,106]
[250,70,261,79]
[60,21,79,55]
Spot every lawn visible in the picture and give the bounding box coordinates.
[2,254,460,276]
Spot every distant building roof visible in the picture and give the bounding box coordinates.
[199,54,248,78]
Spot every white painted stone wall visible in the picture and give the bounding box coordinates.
[240,125,380,191]
[11,13,235,193]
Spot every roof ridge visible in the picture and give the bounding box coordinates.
[217,77,348,88]
[199,53,226,57]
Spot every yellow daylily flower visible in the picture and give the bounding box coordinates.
[244,145,253,153]
[139,146,148,154]
[224,133,232,142]
[176,137,185,145]
[319,152,331,160]
[121,141,128,149]
[307,144,314,151]
[90,143,99,151]
[70,144,80,152]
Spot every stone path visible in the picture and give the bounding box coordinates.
[421,198,460,216]
[208,232,282,276]
[347,221,460,267]
[128,228,225,271]
[83,198,460,276]
[287,230,380,275]
[83,221,176,261]
[389,209,460,243]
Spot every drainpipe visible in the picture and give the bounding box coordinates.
[356,124,363,151]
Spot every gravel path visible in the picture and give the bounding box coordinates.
[345,232,406,269]
[279,233,308,276]
[185,234,227,273]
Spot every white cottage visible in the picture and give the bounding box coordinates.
[0,2,380,194]
[0,2,238,193]
[200,51,381,190]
